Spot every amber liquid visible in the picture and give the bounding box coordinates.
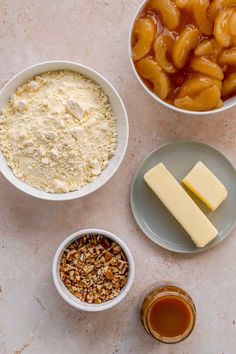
[148,295,193,338]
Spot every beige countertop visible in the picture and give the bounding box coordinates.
[0,1,236,353]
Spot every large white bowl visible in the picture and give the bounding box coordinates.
[0,61,129,200]
[52,228,135,312]
[129,0,236,116]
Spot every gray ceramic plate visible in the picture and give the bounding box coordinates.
[130,141,236,253]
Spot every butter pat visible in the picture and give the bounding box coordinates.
[182,161,228,211]
[144,163,218,248]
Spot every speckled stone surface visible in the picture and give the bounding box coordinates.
[0,1,236,353]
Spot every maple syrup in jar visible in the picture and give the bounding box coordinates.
[140,285,196,343]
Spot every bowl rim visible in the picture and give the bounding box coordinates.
[128,0,236,116]
[0,60,129,201]
[52,228,135,312]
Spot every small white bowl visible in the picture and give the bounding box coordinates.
[129,0,236,116]
[52,229,135,312]
[0,61,129,200]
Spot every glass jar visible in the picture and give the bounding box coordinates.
[140,285,196,344]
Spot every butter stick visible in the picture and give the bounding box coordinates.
[182,161,228,211]
[144,163,218,247]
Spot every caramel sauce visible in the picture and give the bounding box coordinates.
[148,295,193,338]
[132,2,236,106]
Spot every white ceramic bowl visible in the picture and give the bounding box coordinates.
[0,61,129,200]
[52,228,135,312]
[129,0,236,116]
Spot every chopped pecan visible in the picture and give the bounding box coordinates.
[59,234,129,304]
